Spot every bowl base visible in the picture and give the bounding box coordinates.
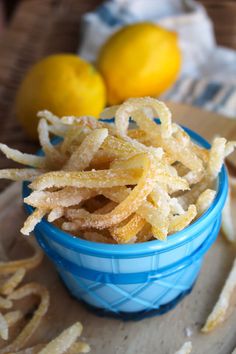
[67,282,196,321]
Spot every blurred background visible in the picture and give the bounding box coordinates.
[1,1,236,48]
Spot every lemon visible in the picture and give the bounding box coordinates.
[15,54,106,140]
[97,22,181,105]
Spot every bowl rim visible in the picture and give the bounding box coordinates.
[22,123,228,256]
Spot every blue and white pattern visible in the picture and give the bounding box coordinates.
[79,0,236,119]
[162,77,236,119]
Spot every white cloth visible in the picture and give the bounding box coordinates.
[79,0,236,117]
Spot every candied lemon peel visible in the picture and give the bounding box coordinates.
[0,98,235,244]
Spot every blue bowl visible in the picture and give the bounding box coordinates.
[22,125,228,320]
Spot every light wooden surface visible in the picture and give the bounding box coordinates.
[0,104,236,354]
[169,102,236,144]
[168,102,236,165]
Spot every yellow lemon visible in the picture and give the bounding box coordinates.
[97,22,181,105]
[15,54,106,140]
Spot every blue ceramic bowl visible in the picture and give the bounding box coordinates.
[22,125,228,320]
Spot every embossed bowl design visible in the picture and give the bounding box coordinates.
[22,125,228,320]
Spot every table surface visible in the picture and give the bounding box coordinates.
[0,0,235,192]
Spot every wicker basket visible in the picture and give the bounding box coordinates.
[200,0,236,49]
